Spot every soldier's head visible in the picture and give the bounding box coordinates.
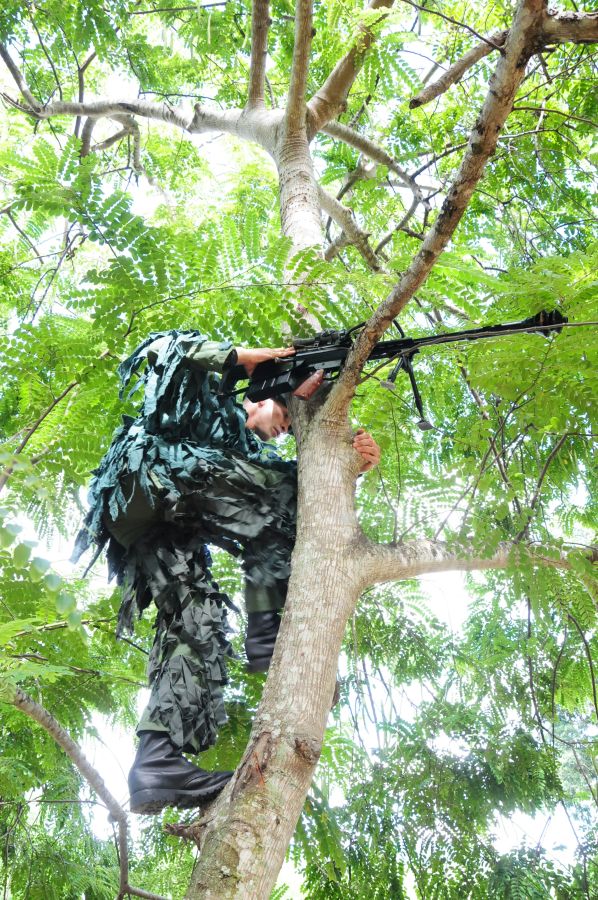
[243,398,291,440]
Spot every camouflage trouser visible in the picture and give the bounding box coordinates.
[106,453,297,753]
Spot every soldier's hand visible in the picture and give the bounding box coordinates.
[353,429,380,472]
[236,346,295,377]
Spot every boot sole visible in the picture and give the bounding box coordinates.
[130,785,226,815]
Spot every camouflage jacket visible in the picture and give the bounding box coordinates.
[72,331,295,568]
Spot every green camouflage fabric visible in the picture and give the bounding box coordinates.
[73,332,296,753]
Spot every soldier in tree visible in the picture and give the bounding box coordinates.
[73,333,380,814]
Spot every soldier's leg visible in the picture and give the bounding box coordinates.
[123,527,233,752]
[109,523,234,813]
[166,455,297,670]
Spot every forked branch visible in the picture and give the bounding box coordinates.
[410,10,598,109]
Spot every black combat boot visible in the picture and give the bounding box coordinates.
[128,731,233,814]
[245,610,282,672]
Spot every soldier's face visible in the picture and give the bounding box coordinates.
[244,399,291,440]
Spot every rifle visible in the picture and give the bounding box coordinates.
[220,310,569,430]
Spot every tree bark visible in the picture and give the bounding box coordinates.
[275,134,322,251]
[187,407,364,898]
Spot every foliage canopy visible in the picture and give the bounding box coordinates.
[0,0,596,897]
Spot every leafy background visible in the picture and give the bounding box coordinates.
[0,1,596,897]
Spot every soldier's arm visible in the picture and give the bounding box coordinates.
[185,341,295,375]
[184,339,238,373]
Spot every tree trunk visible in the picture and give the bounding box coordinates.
[187,409,365,898]
[275,133,323,252]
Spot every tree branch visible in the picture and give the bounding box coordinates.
[409,29,508,108]
[75,50,97,138]
[318,185,382,270]
[190,104,280,151]
[286,0,314,134]
[307,0,394,133]
[360,537,595,585]
[0,47,277,153]
[567,612,598,722]
[9,687,126,821]
[374,196,420,254]
[515,433,570,541]
[542,10,598,44]
[328,0,547,411]
[322,120,422,200]
[0,380,79,494]
[80,117,97,156]
[6,210,43,261]
[6,687,167,900]
[91,126,130,154]
[247,0,271,108]
[111,114,144,172]
[34,98,191,131]
[0,42,41,111]
[28,13,63,101]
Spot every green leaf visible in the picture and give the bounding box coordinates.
[56,592,76,615]
[43,572,63,592]
[12,542,32,568]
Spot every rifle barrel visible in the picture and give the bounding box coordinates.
[367,319,570,362]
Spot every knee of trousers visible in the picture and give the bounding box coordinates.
[245,581,287,614]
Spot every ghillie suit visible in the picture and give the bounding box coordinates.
[73,334,296,754]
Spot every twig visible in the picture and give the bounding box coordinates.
[0,381,79,494]
[512,104,598,128]
[567,612,598,723]
[515,434,570,541]
[398,1,507,52]
[28,13,63,101]
[374,196,420,255]
[6,210,43,262]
